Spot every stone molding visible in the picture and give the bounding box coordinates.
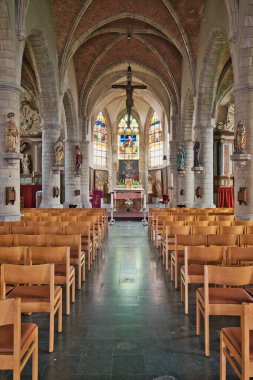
[0,81,24,94]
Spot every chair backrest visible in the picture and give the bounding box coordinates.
[28,246,70,268]
[197,215,216,222]
[207,233,239,247]
[204,264,253,287]
[191,225,218,235]
[0,298,21,356]
[60,216,78,222]
[11,226,37,235]
[177,215,195,222]
[240,303,253,367]
[40,216,59,222]
[209,221,232,227]
[240,234,253,246]
[233,220,253,227]
[227,246,253,266]
[37,226,63,235]
[15,234,47,247]
[246,226,253,234]
[47,235,81,259]
[187,221,209,227]
[0,246,28,264]
[215,215,235,221]
[0,235,15,246]
[176,234,207,247]
[65,225,90,237]
[166,225,191,236]
[0,226,10,234]
[219,225,245,235]
[185,246,226,265]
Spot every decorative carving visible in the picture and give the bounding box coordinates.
[75,145,82,172]
[193,138,200,167]
[177,145,185,171]
[53,187,60,198]
[20,103,40,136]
[234,121,246,153]
[196,187,203,198]
[54,137,64,166]
[6,112,19,153]
[238,187,247,205]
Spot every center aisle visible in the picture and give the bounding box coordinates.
[33,221,236,380]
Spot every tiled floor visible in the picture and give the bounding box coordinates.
[1,221,238,379]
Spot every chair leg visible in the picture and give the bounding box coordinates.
[13,370,21,380]
[174,259,178,289]
[82,259,86,282]
[166,251,169,271]
[196,295,200,336]
[204,311,210,356]
[72,275,75,303]
[170,256,174,281]
[49,312,54,353]
[32,329,38,380]
[58,296,62,333]
[66,284,70,315]
[184,282,188,315]
[78,266,81,289]
[220,332,226,380]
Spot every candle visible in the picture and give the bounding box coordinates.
[143,194,147,209]
[171,173,174,187]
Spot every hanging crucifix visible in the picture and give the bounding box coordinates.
[112,65,147,128]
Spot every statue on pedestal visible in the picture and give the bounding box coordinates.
[177,145,185,171]
[234,121,246,153]
[75,145,82,172]
[54,136,64,166]
[6,112,19,152]
[22,154,31,174]
[193,138,201,167]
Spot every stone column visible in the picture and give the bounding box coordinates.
[194,125,215,208]
[169,139,178,206]
[80,140,90,207]
[64,139,82,208]
[179,141,195,207]
[0,83,23,221]
[233,87,253,219]
[40,123,63,208]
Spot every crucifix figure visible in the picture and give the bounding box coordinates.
[112,65,147,128]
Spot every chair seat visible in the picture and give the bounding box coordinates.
[7,285,61,302]
[0,323,37,354]
[182,265,204,275]
[222,327,253,360]
[197,287,253,304]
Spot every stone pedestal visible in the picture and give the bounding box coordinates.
[64,140,82,208]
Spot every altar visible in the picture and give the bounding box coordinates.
[112,188,145,212]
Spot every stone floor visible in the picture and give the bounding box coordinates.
[1,221,238,379]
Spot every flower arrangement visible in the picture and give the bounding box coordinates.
[125,199,133,211]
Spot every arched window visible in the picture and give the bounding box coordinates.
[149,112,163,167]
[93,112,107,166]
[118,114,139,160]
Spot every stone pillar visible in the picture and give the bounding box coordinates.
[169,139,178,206]
[40,123,63,208]
[0,83,23,220]
[194,125,215,208]
[233,87,253,219]
[64,139,82,208]
[179,141,194,207]
[80,140,90,207]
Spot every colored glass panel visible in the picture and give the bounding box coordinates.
[93,112,107,167]
[149,112,163,167]
[118,115,139,160]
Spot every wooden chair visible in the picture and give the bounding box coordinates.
[28,246,75,316]
[155,215,174,249]
[187,221,209,227]
[15,234,47,247]
[207,233,239,247]
[181,246,225,314]
[0,246,28,265]
[162,225,191,271]
[191,225,218,235]
[246,226,253,234]
[0,226,10,234]
[177,215,195,222]
[0,298,38,380]
[240,234,253,247]
[171,234,207,289]
[36,226,63,235]
[220,302,253,380]
[11,226,37,235]
[0,235,15,246]
[219,225,245,235]
[197,215,216,222]
[40,216,59,223]
[48,235,85,289]
[216,215,235,222]
[233,220,253,227]
[196,265,253,356]
[209,221,232,227]
[1,263,62,353]
[65,225,92,271]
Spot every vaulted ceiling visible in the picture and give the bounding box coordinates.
[50,0,204,120]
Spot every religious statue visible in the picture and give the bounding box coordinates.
[177,145,186,171]
[22,154,31,175]
[75,145,82,172]
[234,121,246,153]
[193,138,201,167]
[6,112,19,152]
[54,136,64,165]
[112,65,147,128]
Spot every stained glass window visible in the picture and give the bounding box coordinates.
[93,112,107,166]
[149,112,163,167]
[118,115,139,160]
